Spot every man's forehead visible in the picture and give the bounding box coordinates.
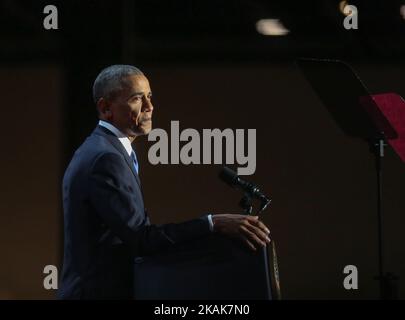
[126,74,150,88]
[121,75,151,97]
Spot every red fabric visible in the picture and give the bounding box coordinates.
[371,93,405,163]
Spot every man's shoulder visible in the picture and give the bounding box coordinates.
[64,131,122,174]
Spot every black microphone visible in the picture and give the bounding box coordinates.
[219,166,271,211]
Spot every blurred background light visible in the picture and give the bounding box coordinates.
[255,18,290,36]
[400,4,405,20]
[339,1,352,16]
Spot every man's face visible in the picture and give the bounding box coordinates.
[104,74,154,138]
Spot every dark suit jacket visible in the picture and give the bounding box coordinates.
[58,125,211,299]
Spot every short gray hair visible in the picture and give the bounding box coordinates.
[92,65,143,103]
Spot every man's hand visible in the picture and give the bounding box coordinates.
[211,214,271,251]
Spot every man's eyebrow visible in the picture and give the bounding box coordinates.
[128,91,152,98]
[128,91,144,98]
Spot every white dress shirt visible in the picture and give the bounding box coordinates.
[99,120,133,157]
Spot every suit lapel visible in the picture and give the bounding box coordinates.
[93,125,142,188]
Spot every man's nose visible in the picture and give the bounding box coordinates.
[144,98,154,112]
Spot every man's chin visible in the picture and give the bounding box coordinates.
[132,126,152,136]
[143,127,152,135]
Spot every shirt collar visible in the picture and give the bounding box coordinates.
[98,120,133,157]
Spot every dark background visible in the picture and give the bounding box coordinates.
[0,0,404,299]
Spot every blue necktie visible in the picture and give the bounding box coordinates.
[130,150,139,174]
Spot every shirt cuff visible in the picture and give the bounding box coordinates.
[207,214,214,232]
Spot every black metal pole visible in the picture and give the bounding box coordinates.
[375,139,384,299]
[372,138,399,299]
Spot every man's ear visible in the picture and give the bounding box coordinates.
[96,97,112,119]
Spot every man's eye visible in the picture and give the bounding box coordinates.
[131,96,142,102]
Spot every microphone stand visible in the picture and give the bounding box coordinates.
[239,193,280,300]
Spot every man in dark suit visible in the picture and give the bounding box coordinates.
[58,65,271,299]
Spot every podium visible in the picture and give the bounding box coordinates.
[133,234,279,300]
